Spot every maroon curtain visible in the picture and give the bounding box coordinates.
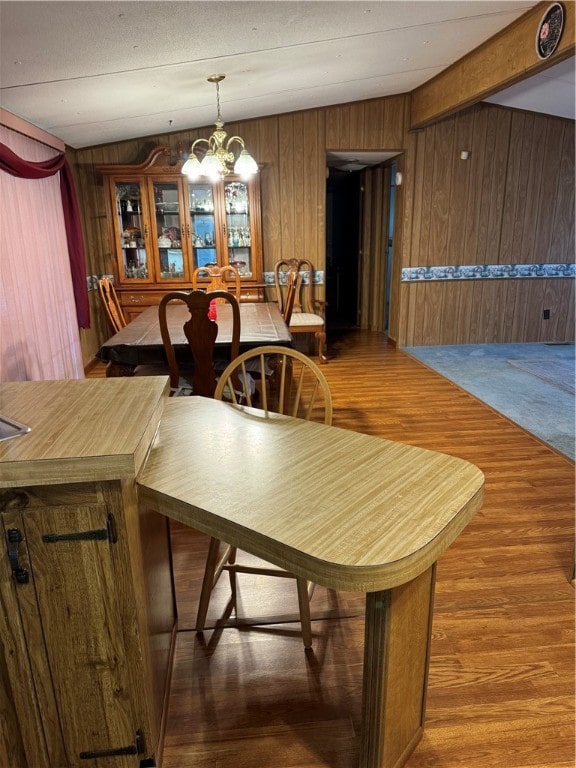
[0,142,90,328]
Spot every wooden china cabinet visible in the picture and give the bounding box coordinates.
[97,147,264,321]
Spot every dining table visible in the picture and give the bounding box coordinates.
[97,301,292,376]
[137,396,485,768]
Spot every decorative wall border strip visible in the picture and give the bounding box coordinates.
[401,263,575,282]
[263,270,324,285]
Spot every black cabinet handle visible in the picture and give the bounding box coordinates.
[79,729,144,759]
[6,528,29,584]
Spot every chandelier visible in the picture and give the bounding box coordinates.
[181,74,258,181]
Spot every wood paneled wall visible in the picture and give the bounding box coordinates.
[398,103,575,346]
[71,96,574,363]
[358,165,392,333]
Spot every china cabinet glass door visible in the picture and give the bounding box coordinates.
[224,181,253,277]
[114,181,150,280]
[187,183,218,270]
[152,181,188,281]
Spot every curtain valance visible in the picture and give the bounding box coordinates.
[0,142,89,328]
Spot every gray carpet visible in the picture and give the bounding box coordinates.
[507,358,575,395]
[404,343,575,460]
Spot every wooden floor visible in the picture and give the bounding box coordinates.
[92,330,576,767]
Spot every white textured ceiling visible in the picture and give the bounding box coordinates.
[0,1,573,149]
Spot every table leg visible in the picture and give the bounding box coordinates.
[359,564,436,768]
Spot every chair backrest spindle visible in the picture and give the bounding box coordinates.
[214,346,332,424]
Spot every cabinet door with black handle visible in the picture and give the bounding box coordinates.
[1,495,143,767]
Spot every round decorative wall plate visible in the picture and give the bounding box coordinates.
[536,3,565,59]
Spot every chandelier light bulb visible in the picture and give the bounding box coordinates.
[234,149,259,179]
[182,154,202,180]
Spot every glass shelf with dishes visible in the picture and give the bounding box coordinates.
[153,181,185,280]
[114,181,150,281]
[224,181,253,276]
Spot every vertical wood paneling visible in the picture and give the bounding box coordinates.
[500,111,525,264]
[487,107,510,263]
[461,106,487,265]
[520,114,546,264]
[510,280,531,341]
[421,283,444,344]
[258,117,281,271]
[454,281,474,342]
[439,279,462,345]
[371,168,386,332]
[500,280,520,342]
[476,108,498,265]
[388,98,414,344]
[429,117,453,265]
[562,278,575,339]
[382,96,406,148]
[408,131,426,268]
[524,279,547,340]
[73,145,117,358]
[302,110,325,271]
[541,278,566,340]
[418,127,436,266]
[467,281,486,344]
[364,99,385,148]
[291,114,306,263]
[484,280,508,342]
[349,102,365,148]
[359,165,393,333]
[359,172,372,329]
[550,122,575,262]
[324,106,341,149]
[278,114,296,262]
[402,103,574,347]
[402,277,574,346]
[447,108,474,264]
[509,112,533,264]
[72,96,573,358]
[302,111,315,264]
[337,105,351,149]
[326,103,356,150]
[533,118,564,260]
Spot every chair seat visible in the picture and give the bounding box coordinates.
[290,313,324,328]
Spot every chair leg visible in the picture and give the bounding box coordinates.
[316,330,327,362]
[296,577,313,649]
[195,537,224,632]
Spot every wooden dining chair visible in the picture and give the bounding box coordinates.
[281,268,302,325]
[97,277,126,333]
[195,346,333,649]
[274,258,327,362]
[158,290,240,398]
[191,265,242,302]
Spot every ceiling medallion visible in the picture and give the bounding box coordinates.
[535,3,565,60]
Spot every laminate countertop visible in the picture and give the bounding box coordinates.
[0,377,169,488]
[138,396,485,592]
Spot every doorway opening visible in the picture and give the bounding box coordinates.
[325,169,361,329]
[325,151,400,333]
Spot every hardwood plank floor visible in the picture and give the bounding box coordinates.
[90,329,575,767]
